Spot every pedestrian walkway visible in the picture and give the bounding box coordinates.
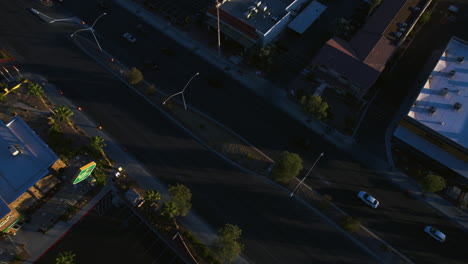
[114,0,468,233]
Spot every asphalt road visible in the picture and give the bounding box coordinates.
[2,0,467,263]
[0,1,378,264]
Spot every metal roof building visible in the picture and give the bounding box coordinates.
[0,117,58,219]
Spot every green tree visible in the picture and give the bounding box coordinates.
[272,151,303,184]
[145,189,161,207]
[127,67,143,85]
[160,201,177,218]
[28,82,44,96]
[54,105,73,122]
[28,82,47,106]
[421,174,446,193]
[90,136,106,151]
[213,224,244,263]
[420,12,431,24]
[168,184,192,217]
[0,93,5,102]
[302,95,329,120]
[55,251,76,264]
[146,84,157,96]
[369,0,382,12]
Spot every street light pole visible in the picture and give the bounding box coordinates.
[216,0,221,57]
[162,72,200,110]
[70,12,107,51]
[290,152,324,197]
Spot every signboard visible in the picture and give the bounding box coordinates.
[73,161,96,185]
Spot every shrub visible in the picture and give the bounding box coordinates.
[127,67,143,85]
[339,216,361,232]
[146,84,156,96]
[420,174,446,193]
[272,151,303,184]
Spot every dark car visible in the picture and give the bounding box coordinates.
[143,59,159,71]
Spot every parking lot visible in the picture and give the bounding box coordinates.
[35,192,185,264]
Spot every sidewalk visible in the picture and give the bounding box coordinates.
[114,0,468,233]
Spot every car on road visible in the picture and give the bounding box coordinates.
[30,8,40,15]
[143,59,159,70]
[424,226,446,242]
[357,191,379,208]
[123,33,136,43]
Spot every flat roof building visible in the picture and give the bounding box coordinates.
[394,36,468,180]
[206,0,325,48]
[0,117,58,231]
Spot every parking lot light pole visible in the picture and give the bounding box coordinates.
[290,152,324,197]
[162,72,200,110]
[12,66,23,79]
[70,12,107,51]
[0,70,10,82]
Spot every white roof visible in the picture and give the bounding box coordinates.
[288,0,327,34]
[407,37,468,149]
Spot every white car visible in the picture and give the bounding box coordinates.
[30,8,40,15]
[357,191,379,208]
[123,33,136,43]
[424,226,446,242]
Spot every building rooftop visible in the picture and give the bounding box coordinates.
[219,0,293,33]
[407,37,468,149]
[0,117,58,218]
[311,0,423,96]
[288,0,327,34]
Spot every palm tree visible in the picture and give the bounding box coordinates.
[55,251,76,264]
[28,82,47,106]
[89,135,112,166]
[54,105,73,122]
[145,190,161,208]
[160,201,177,218]
[90,136,106,151]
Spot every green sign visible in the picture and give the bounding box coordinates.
[73,161,96,184]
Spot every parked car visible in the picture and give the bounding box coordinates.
[123,33,136,43]
[392,31,403,38]
[424,226,446,242]
[357,191,379,208]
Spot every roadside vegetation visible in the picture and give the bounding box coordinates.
[272,151,303,184]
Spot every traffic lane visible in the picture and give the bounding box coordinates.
[18,0,464,260]
[310,159,468,264]
[50,2,468,261]
[48,71,377,264]
[0,3,375,263]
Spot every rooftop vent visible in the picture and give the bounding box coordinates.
[439,87,449,96]
[448,70,456,78]
[428,106,437,115]
[457,56,464,63]
[454,102,462,111]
